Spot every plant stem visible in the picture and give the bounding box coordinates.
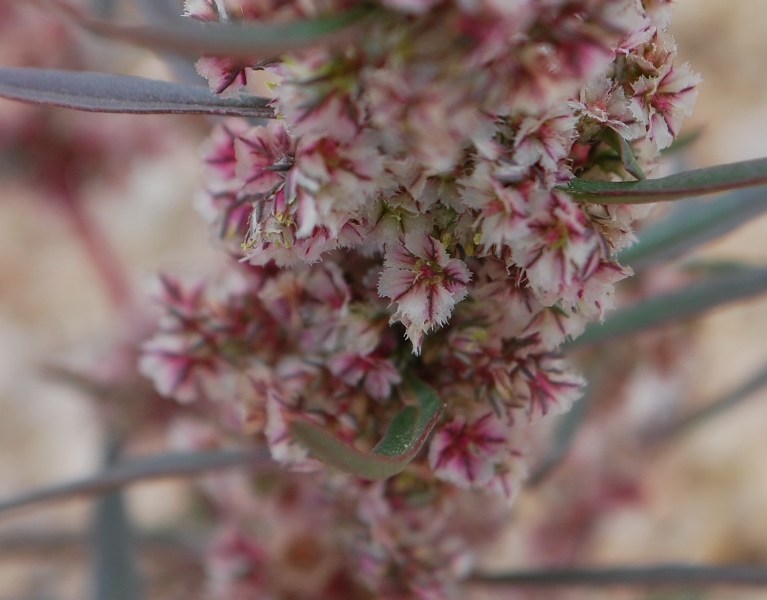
[473,564,767,587]
[0,448,273,516]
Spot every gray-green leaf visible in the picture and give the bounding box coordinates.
[290,374,445,480]
[565,158,767,204]
[569,267,767,348]
[0,67,274,117]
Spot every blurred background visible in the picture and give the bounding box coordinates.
[2,0,767,598]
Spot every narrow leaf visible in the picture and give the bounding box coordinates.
[473,564,767,587]
[648,364,767,444]
[0,67,274,117]
[92,0,118,17]
[290,374,445,480]
[601,128,645,180]
[565,157,767,204]
[45,0,374,59]
[680,259,760,276]
[568,267,767,349]
[90,439,140,600]
[619,187,767,271]
[0,448,273,516]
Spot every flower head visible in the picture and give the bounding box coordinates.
[378,232,471,353]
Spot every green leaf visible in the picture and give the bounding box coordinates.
[568,267,767,349]
[289,374,445,480]
[472,564,767,587]
[47,0,375,59]
[0,448,272,516]
[0,67,274,117]
[620,187,767,270]
[601,128,645,180]
[564,157,767,204]
[680,259,761,276]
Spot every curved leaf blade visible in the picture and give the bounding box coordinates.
[473,564,767,587]
[620,187,767,270]
[565,158,767,204]
[289,374,445,480]
[0,67,274,117]
[568,267,767,349]
[48,0,374,59]
[601,128,645,180]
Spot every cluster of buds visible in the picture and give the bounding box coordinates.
[140,0,699,596]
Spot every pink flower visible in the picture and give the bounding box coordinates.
[513,189,602,306]
[234,121,294,195]
[378,232,471,353]
[208,527,268,592]
[562,258,632,322]
[182,0,220,21]
[138,334,220,404]
[513,104,578,171]
[261,370,320,469]
[291,130,384,237]
[202,120,250,188]
[428,412,508,488]
[460,162,530,255]
[196,188,252,243]
[574,76,646,142]
[328,352,401,401]
[270,49,363,143]
[195,56,257,97]
[631,61,701,150]
[507,348,585,419]
[366,68,492,174]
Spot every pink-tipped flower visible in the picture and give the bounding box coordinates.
[201,120,250,189]
[514,189,603,306]
[138,334,221,404]
[508,348,586,419]
[574,76,646,142]
[378,232,471,353]
[631,60,701,150]
[328,352,402,401]
[235,121,295,195]
[513,104,578,171]
[195,56,258,97]
[460,162,531,255]
[428,412,508,488]
[271,48,363,143]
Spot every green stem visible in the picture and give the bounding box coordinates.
[473,564,767,587]
[565,158,767,204]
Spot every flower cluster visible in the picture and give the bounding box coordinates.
[170,420,510,599]
[139,0,699,595]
